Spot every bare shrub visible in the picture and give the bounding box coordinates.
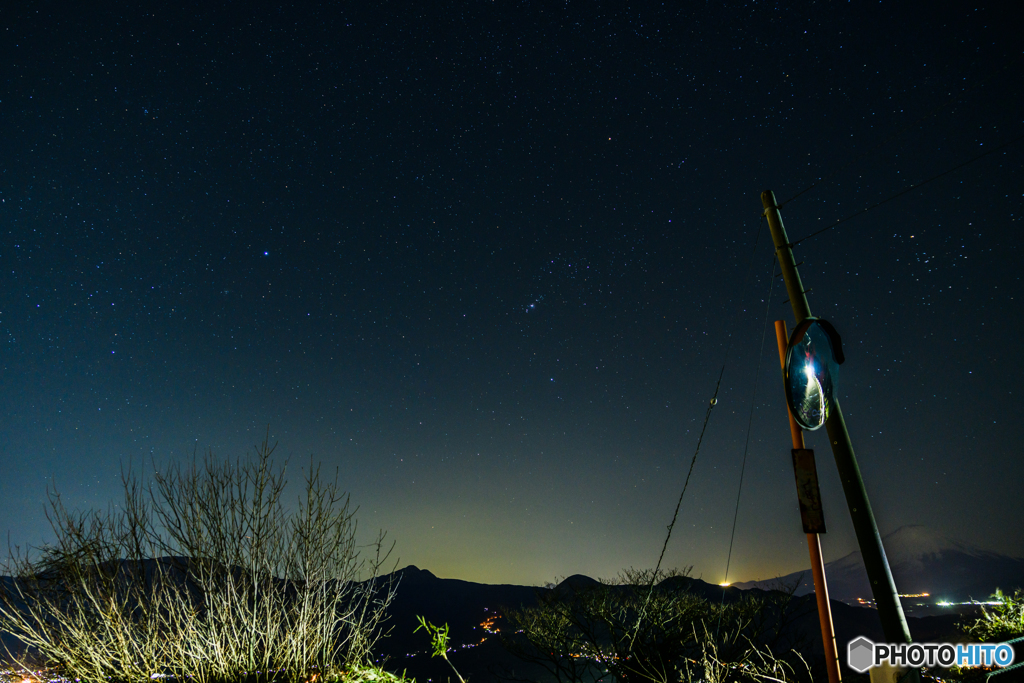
[0,437,396,683]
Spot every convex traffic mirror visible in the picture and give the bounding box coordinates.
[785,318,844,431]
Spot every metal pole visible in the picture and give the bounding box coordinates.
[775,320,842,683]
[824,404,913,645]
[761,191,917,659]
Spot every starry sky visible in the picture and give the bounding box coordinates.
[3,1,1022,586]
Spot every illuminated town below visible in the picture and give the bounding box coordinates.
[854,593,1006,610]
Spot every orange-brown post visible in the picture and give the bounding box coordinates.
[776,320,842,683]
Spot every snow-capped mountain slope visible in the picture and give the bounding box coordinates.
[733,525,1024,607]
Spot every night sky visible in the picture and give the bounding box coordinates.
[3,2,1022,587]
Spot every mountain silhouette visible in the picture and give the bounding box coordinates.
[2,559,980,681]
[375,564,969,681]
[732,525,1024,612]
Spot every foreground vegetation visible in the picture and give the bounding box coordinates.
[500,576,1024,683]
[0,439,396,683]
[2,435,1020,683]
[934,589,1024,682]
[502,568,812,683]
[962,589,1024,643]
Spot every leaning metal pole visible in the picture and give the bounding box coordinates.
[761,191,917,655]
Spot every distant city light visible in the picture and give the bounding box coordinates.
[935,598,1003,607]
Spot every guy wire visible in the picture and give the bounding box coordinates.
[651,212,767,578]
[651,364,725,577]
[715,251,778,644]
[630,213,766,646]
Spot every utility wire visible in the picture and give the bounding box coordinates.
[790,131,1024,247]
[715,253,777,644]
[780,53,1023,208]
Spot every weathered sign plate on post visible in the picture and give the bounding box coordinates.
[792,448,826,534]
